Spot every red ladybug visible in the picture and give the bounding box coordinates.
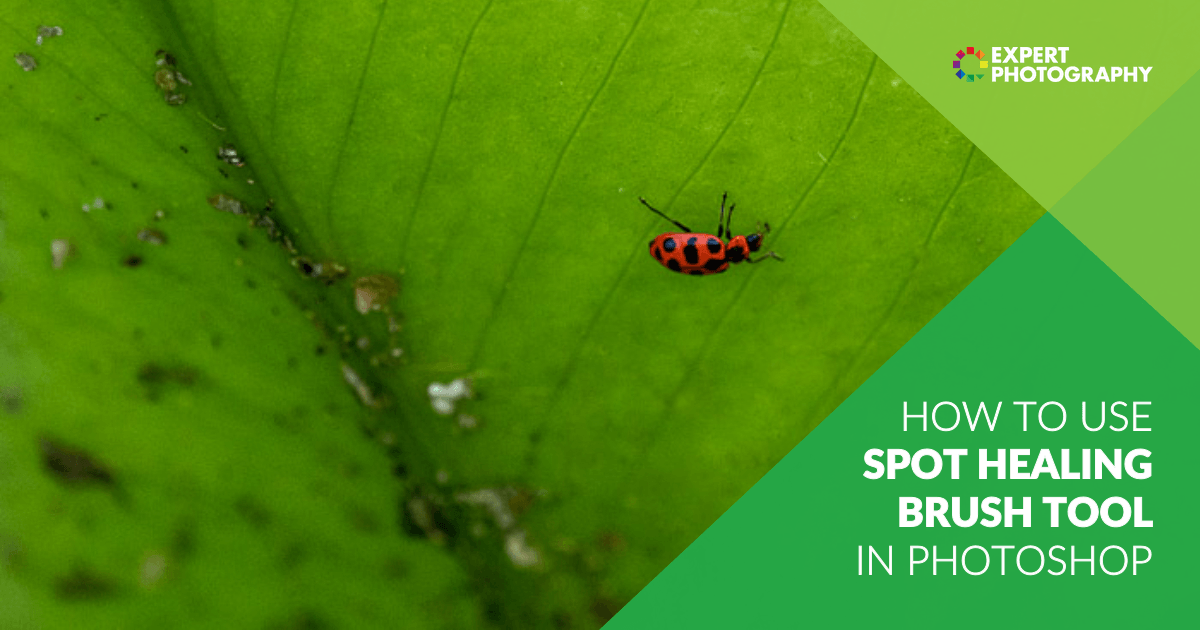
[642,192,782,276]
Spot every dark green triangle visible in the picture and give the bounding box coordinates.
[607,214,1200,627]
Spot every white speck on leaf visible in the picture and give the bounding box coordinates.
[427,377,472,415]
[341,363,378,408]
[504,530,541,568]
[51,239,71,269]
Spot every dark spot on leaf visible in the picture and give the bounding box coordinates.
[39,436,114,486]
[55,566,115,600]
[2,539,25,572]
[1,386,21,414]
[123,255,143,267]
[39,209,49,219]
[382,557,409,580]
[662,237,675,252]
[485,602,504,623]
[391,463,407,478]
[315,345,326,356]
[179,145,188,153]
[529,430,543,444]
[265,609,330,630]
[591,598,621,623]
[171,522,196,558]
[346,505,380,533]
[245,278,257,289]
[218,167,229,179]
[707,238,721,253]
[130,181,138,189]
[279,542,306,570]
[234,495,271,528]
[598,531,627,552]
[667,259,681,272]
[210,334,222,348]
[236,234,249,249]
[137,362,199,401]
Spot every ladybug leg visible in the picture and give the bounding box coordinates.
[725,202,736,240]
[747,251,784,263]
[717,191,728,238]
[639,197,692,232]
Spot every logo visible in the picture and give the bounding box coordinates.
[949,47,1154,85]
[954,47,988,83]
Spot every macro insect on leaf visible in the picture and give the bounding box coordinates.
[643,192,783,276]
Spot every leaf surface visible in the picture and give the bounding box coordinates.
[0,1,1043,627]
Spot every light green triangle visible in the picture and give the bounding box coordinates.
[606,215,1200,627]
[816,0,1200,210]
[1048,69,1200,348]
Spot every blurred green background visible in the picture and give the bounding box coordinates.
[0,0,1042,627]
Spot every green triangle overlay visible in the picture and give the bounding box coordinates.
[814,0,1200,211]
[1049,69,1200,349]
[607,215,1200,627]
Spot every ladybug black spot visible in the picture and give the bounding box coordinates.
[662,238,676,252]
[683,244,699,265]
[689,270,705,276]
[667,259,681,272]
[727,245,745,263]
[653,247,662,261]
[706,238,721,254]
[704,258,725,271]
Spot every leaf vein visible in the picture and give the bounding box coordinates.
[465,0,653,370]
[323,0,391,258]
[399,0,496,265]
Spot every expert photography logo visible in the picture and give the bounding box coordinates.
[952,46,1153,84]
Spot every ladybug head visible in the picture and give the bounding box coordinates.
[746,222,771,252]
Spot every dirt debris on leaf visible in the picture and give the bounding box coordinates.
[353,275,399,315]
[216,143,246,168]
[456,487,542,568]
[207,193,245,215]
[136,228,166,245]
[14,53,36,71]
[154,49,190,106]
[36,26,63,46]
[292,256,347,284]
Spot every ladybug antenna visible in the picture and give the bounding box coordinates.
[640,197,692,233]
[717,192,735,239]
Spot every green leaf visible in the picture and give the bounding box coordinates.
[0,0,1043,628]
